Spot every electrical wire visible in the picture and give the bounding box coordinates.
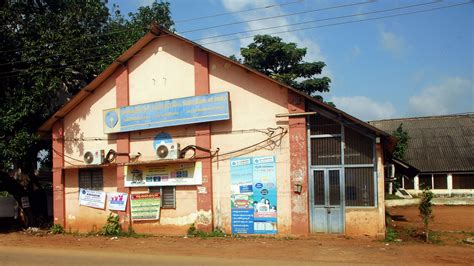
[0,1,470,79]
[200,0,472,45]
[176,0,375,34]
[194,0,442,42]
[0,0,371,66]
[0,0,305,55]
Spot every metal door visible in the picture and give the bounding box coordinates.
[310,169,344,233]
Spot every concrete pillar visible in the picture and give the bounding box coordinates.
[447,173,453,196]
[414,175,419,191]
[375,143,386,237]
[288,91,309,236]
[52,120,65,226]
[194,47,213,232]
[115,65,131,229]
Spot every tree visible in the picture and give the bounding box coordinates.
[236,35,331,100]
[418,189,434,242]
[0,0,173,224]
[392,123,409,160]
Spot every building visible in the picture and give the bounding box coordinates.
[370,113,474,196]
[39,26,395,237]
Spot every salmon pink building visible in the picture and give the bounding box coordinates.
[39,26,394,237]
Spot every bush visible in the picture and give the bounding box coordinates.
[50,224,65,234]
[101,213,121,236]
[385,227,398,242]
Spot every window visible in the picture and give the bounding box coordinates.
[452,174,474,189]
[418,174,432,190]
[310,137,341,165]
[344,127,374,165]
[345,167,375,207]
[403,176,415,190]
[150,186,176,209]
[79,169,103,190]
[309,113,341,135]
[433,174,447,189]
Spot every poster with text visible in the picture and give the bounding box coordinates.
[230,156,277,234]
[230,157,254,234]
[130,193,161,220]
[252,156,278,234]
[107,192,128,211]
[79,189,106,209]
[124,162,202,187]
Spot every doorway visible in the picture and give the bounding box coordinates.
[310,168,344,233]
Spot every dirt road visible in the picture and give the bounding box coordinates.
[0,206,473,265]
[0,232,473,265]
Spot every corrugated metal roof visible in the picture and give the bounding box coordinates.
[369,113,474,172]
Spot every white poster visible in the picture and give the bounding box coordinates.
[124,162,202,187]
[79,189,106,209]
[21,197,30,208]
[107,192,128,211]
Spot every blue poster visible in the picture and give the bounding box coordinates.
[230,156,277,234]
[252,156,278,234]
[230,158,254,234]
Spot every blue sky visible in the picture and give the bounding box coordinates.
[108,0,473,121]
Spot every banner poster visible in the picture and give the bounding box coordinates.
[107,192,128,211]
[230,158,254,234]
[230,156,277,234]
[130,193,161,221]
[79,189,106,209]
[124,162,202,187]
[252,156,278,234]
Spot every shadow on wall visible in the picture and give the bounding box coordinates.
[64,121,85,157]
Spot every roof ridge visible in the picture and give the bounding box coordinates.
[368,112,474,123]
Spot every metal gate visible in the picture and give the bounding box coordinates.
[310,168,344,233]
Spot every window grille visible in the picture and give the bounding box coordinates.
[150,186,176,209]
[452,174,474,189]
[344,127,374,165]
[79,169,103,191]
[310,137,341,165]
[345,167,374,206]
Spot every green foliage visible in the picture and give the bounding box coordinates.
[385,227,398,242]
[0,0,174,173]
[187,224,226,238]
[237,35,331,99]
[419,189,434,242]
[392,123,409,160]
[187,223,197,236]
[50,224,65,234]
[101,213,121,236]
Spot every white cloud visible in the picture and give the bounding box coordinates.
[408,77,474,116]
[379,30,406,57]
[331,96,396,121]
[218,0,330,78]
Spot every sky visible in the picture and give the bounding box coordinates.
[108,0,473,121]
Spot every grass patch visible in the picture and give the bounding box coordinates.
[385,227,398,242]
[187,224,227,238]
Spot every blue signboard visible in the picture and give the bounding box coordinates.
[230,156,277,235]
[103,92,230,133]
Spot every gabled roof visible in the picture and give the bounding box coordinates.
[369,113,474,172]
[39,25,392,143]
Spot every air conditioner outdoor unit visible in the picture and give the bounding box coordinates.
[156,143,180,160]
[84,149,105,165]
